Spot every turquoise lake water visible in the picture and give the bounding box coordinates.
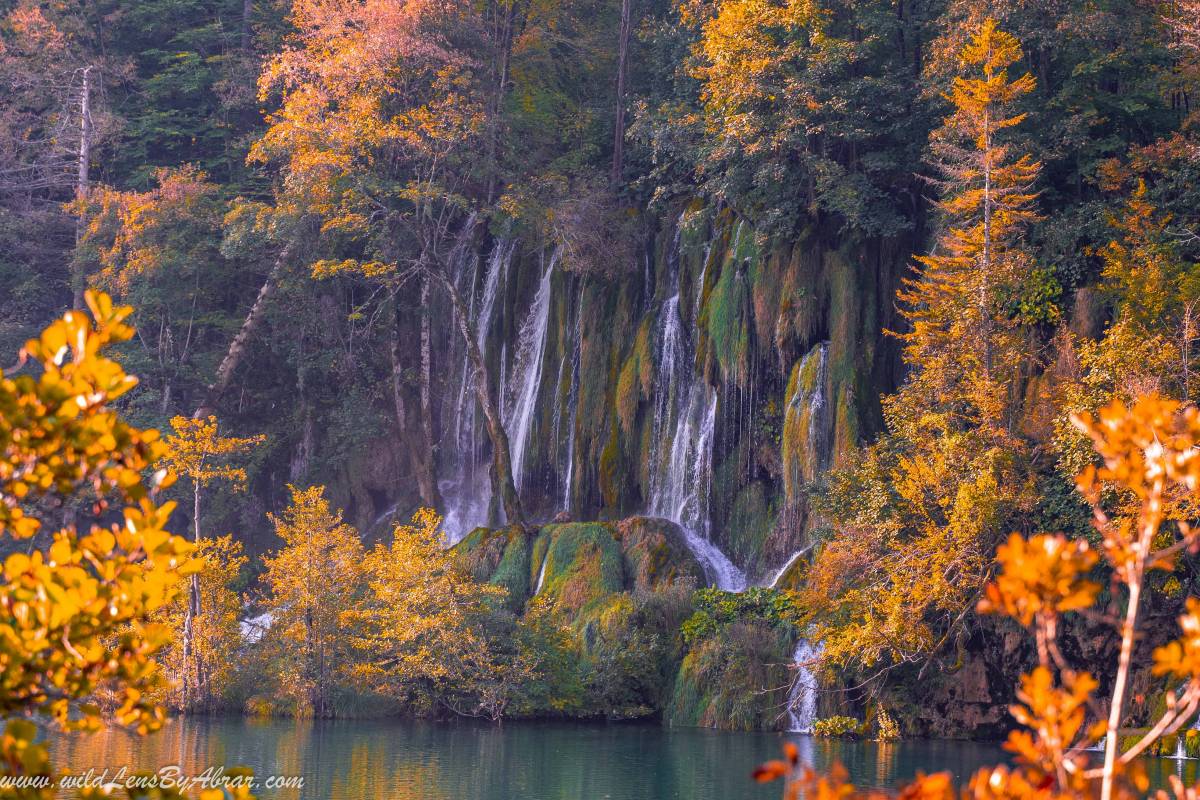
[48,717,1200,799]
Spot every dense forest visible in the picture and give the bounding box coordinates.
[4,0,1200,749]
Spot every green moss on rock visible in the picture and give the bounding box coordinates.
[452,525,530,609]
[781,343,830,501]
[614,517,705,592]
[723,481,774,570]
[533,522,626,621]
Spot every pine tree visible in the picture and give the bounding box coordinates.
[899,17,1040,426]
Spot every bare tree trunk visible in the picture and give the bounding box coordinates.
[419,275,441,508]
[194,238,298,418]
[242,0,253,50]
[390,300,441,508]
[181,480,203,709]
[1101,476,1163,800]
[611,0,632,186]
[72,66,93,310]
[430,269,525,528]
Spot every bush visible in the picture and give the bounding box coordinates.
[812,715,861,738]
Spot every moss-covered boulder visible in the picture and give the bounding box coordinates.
[528,522,627,620]
[613,516,705,592]
[452,524,531,610]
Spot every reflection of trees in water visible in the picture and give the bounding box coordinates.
[53,717,1030,800]
[873,742,899,789]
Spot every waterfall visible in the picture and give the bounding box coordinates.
[505,248,559,493]
[650,390,746,592]
[762,545,812,588]
[477,239,513,352]
[787,638,821,733]
[791,342,831,476]
[645,218,746,592]
[561,295,583,511]
[758,341,832,583]
[534,549,550,596]
[439,238,516,541]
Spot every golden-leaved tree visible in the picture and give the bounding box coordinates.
[0,291,253,799]
[259,485,366,717]
[799,18,1042,675]
[351,508,531,720]
[159,415,263,710]
[150,535,247,711]
[251,0,528,527]
[899,15,1041,426]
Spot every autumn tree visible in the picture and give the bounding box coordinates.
[797,19,1042,678]
[159,414,263,709]
[151,534,248,711]
[0,5,107,330]
[252,0,526,525]
[643,0,922,234]
[260,485,366,717]
[899,16,1041,427]
[760,396,1200,800]
[351,508,532,719]
[76,167,243,416]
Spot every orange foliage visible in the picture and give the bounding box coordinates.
[763,394,1200,800]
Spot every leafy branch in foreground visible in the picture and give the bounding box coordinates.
[0,291,254,799]
[758,394,1200,800]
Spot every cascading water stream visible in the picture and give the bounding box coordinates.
[505,248,559,494]
[645,219,746,592]
[439,238,516,541]
[763,545,812,589]
[773,341,833,727]
[787,638,821,733]
[561,294,583,512]
[534,549,550,596]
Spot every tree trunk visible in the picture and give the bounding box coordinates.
[72,66,93,310]
[430,269,525,529]
[242,0,253,51]
[1101,477,1163,800]
[390,300,441,508]
[181,481,203,709]
[194,238,297,418]
[611,0,632,186]
[419,275,441,508]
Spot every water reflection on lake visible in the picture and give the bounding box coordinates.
[47,717,1200,799]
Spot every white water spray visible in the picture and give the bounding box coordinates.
[439,238,517,541]
[645,219,746,592]
[534,549,550,596]
[787,638,821,732]
[505,248,558,493]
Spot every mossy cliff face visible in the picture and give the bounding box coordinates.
[455,518,704,617]
[453,518,793,728]
[429,207,908,582]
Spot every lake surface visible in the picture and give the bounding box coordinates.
[47,717,1200,799]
